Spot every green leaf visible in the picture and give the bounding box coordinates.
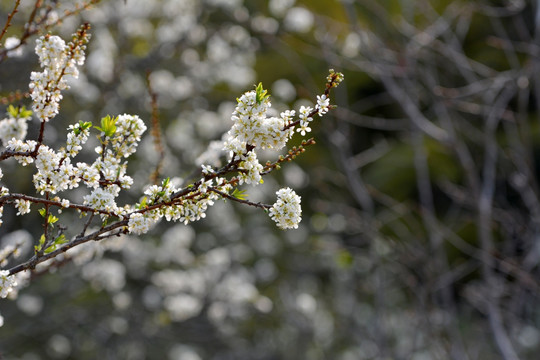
[73,120,93,135]
[255,82,269,104]
[35,234,46,252]
[232,188,248,200]
[55,234,67,244]
[80,120,92,129]
[7,105,32,119]
[19,106,33,119]
[94,115,117,137]
[44,247,55,254]
[7,104,17,118]
[162,177,170,188]
[38,208,46,217]
[139,197,148,209]
[44,234,68,254]
[47,214,59,224]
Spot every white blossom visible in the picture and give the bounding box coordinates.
[60,199,70,208]
[65,123,90,157]
[269,187,302,229]
[201,164,215,175]
[83,187,119,215]
[237,150,263,185]
[128,212,154,235]
[6,139,37,166]
[0,270,17,298]
[0,117,28,144]
[29,31,89,122]
[4,37,23,58]
[297,121,311,136]
[316,94,330,116]
[198,178,213,194]
[14,199,31,216]
[77,163,100,189]
[225,89,293,152]
[111,114,148,158]
[196,140,225,167]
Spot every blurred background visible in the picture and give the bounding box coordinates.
[1,0,540,359]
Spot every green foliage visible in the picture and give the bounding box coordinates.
[7,104,32,119]
[94,115,117,138]
[255,82,269,105]
[138,196,148,209]
[34,234,46,253]
[232,188,248,200]
[73,120,92,135]
[44,234,68,254]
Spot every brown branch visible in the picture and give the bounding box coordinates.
[209,186,271,210]
[0,0,99,63]
[0,193,118,218]
[7,219,128,276]
[146,71,165,185]
[0,0,21,45]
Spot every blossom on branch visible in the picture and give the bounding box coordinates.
[269,187,302,230]
[0,270,17,298]
[29,26,90,122]
[0,21,344,296]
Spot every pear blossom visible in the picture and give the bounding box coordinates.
[0,29,343,298]
[0,270,17,298]
[14,200,31,216]
[201,164,215,175]
[4,37,23,58]
[0,116,28,144]
[83,187,119,215]
[269,187,302,229]
[29,31,89,122]
[316,94,330,116]
[128,213,154,235]
[6,139,37,166]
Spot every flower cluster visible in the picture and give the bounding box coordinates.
[297,105,313,136]
[29,27,89,122]
[5,139,37,166]
[65,121,91,157]
[110,114,147,158]
[126,175,235,234]
[82,115,147,217]
[33,145,78,195]
[0,270,17,298]
[224,90,295,155]
[127,213,155,235]
[0,111,30,145]
[269,187,302,229]
[237,150,264,185]
[14,200,31,216]
[4,36,23,58]
[316,94,330,116]
[0,21,344,302]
